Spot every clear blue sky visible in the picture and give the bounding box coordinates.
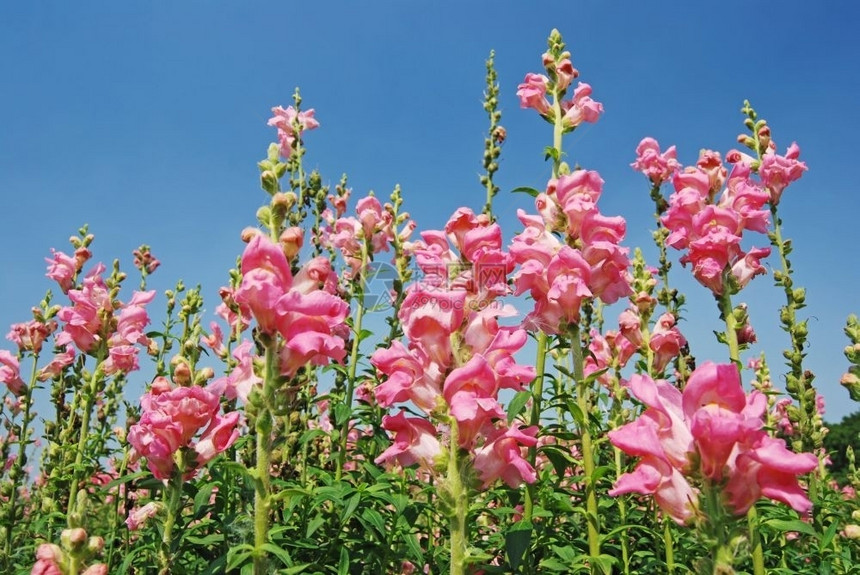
[1,2,859,420]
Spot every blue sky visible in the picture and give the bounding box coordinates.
[1,2,859,420]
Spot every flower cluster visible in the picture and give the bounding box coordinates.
[233,231,349,379]
[609,362,818,524]
[516,40,603,131]
[127,381,239,480]
[31,528,106,575]
[268,105,319,159]
[510,170,632,333]
[650,148,773,295]
[372,208,539,489]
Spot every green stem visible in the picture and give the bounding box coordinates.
[3,355,39,568]
[335,243,368,481]
[159,469,184,575]
[523,331,548,521]
[662,520,675,574]
[253,341,278,575]
[613,445,631,575]
[447,424,468,575]
[571,325,600,564]
[67,350,105,523]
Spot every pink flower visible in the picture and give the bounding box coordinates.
[268,105,319,158]
[551,170,604,238]
[731,246,771,289]
[723,435,818,515]
[128,385,238,480]
[195,411,241,466]
[31,544,63,575]
[235,234,293,334]
[632,138,681,185]
[371,340,442,413]
[399,287,465,367]
[443,355,504,449]
[126,501,162,530]
[56,266,112,353]
[208,340,262,403]
[82,565,108,575]
[759,142,807,205]
[276,290,349,377]
[0,350,25,395]
[7,320,56,353]
[375,411,442,469]
[608,455,698,525]
[45,249,78,293]
[649,313,686,373]
[561,83,604,129]
[473,423,539,488]
[516,73,551,116]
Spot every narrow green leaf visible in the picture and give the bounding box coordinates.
[510,186,541,198]
[507,390,532,423]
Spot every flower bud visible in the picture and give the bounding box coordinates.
[844,525,860,540]
[61,527,88,551]
[87,536,105,554]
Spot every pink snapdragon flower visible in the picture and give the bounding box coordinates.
[609,362,818,524]
[473,423,539,488]
[127,384,239,480]
[758,142,807,205]
[55,265,111,353]
[126,501,162,531]
[7,320,57,354]
[631,137,681,186]
[649,313,687,373]
[561,82,604,129]
[31,544,63,575]
[0,350,25,395]
[268,105,319,159]
[374,410,442,469]
[516,73,551,116]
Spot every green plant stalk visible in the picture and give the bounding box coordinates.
[335,242,369,481]
[447,423,468,575]
[67,349,106,523]
[159,467,184,575]
[613,445,631,575]
[3,355,39,568]
[104,450,130,569]
[662,520,675,574]
[717,281,764,575]
[253,341,278,575]
[571,325,601,564]
[523,331,548,521]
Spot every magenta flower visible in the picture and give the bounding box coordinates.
[268,105,319,158]
[374,410,442,469]
[516,73,551,116]
[632,137,680,185]
[128,385,239,480]
[561,82,604,129]
[473,423,539,488]
[609,363,818,524]
[0,350,25,395]
[759,142,807,205]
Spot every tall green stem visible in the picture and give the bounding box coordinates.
[335,242,369,481]
[571,325,600,564]
[253,340,278,575]
[523,332,548,521]
[68,350,105,523]
[446,423,468,575]
[3,355,39,568]
[159,469,184,575]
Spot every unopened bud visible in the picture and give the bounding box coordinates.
[240,227,261,243]
[62,527,88,551]
[87,536,105,553]
[172,361,192,386]
[844,525,860,540]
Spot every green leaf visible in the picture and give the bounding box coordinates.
[226,544,255,571]
[510,186,541,198]
[762,518,818,537]
[340,492,362,523]
[337,546,349,575]
[507,391,532,423]
[193,483,216,516]
[505,520,533,571]
[261,543,295,568]
[360,508,386,535]
[306,514,325,538]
